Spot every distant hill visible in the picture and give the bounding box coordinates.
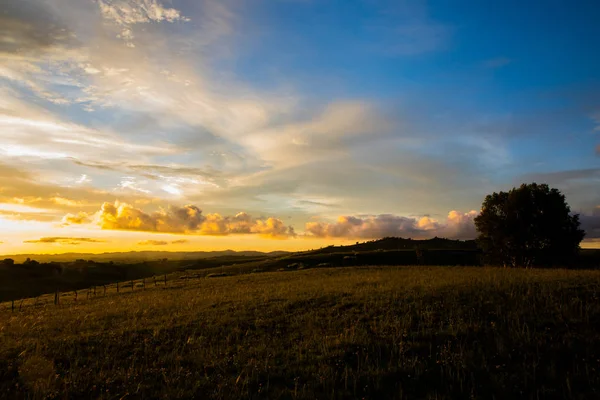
[0,237,477,263]
[0,250,290,264]
[304,237,478,255]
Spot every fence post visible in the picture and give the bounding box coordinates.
[116,282,119,293]
[54,290,59,305]
[131,280,134,291]
[19,299,24,310]
[154,276,157,287]
[164,274,167,286]
[11,299,14,312]
[103,285,107,296]
[142,279,145,290]
[93,286,96,296]
[74,290,78,302]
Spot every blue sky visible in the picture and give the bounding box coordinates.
[0,0,599,252]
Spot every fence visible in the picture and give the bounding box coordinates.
[2,272,204,313]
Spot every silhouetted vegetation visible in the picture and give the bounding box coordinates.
[3,235,600,303]
[475,183,585,267]
[0,255,274,302]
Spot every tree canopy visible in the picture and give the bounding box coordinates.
[474,183,585,267]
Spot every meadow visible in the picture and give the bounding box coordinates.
[2,266,600,399]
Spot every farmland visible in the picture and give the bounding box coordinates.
[2,266,600,399]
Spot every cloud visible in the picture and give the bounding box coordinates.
[253,218,296,239]
[580,211,600,239]
[445,210,478,239]
[305,210,478,240]
[138,240,169,246]
[243,101,392,168]
[97,0,190,46]
[61,212,93,225]
[71,159,223,187]
[0,209,57,222]
[138,239,189,245]
[64,202,296,238]
[0,0,75,57]
[297,200,340,208]
[24,237,107,245]
[98,202,204,232]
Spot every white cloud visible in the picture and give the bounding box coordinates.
[98,0,190,46]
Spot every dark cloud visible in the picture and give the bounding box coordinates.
[297,200,339,208]
[71,159,222,181]
[24,237,107,245]
[580,213,600,239]
[516,169,600,212]
[138,240,169,246]
[0,0,74,56]
[138,239,189,246]
[520,168,600,184]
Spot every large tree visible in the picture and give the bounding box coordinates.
[474,183,585,268]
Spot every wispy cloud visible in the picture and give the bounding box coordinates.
[138,239,190,245]
[97,0,190,47]
[137,240,169,246]
[24,237,107,245]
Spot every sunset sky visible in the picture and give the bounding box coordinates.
[1,0,600,254]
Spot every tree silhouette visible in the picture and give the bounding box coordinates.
[474,183,584,267]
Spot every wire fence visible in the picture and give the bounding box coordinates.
[1,272,207,313]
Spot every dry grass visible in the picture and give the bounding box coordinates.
[1,266,600,399]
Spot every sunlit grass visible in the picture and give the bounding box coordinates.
[2,266,600,399]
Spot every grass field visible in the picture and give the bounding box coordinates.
[2,266,600,399]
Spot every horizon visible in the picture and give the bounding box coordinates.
[2,0,600,254]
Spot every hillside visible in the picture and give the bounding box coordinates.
[2,266,600,399]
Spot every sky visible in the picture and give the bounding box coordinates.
[1,0,600,254]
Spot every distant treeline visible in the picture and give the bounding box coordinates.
[2,237,600,303]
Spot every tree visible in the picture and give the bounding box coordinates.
[23,258,40,266]
[474,183,584,268]
[1,258,14,266]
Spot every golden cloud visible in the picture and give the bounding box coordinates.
[98,202,204,232]
[61,212,92,225]
[62,202,296,238]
